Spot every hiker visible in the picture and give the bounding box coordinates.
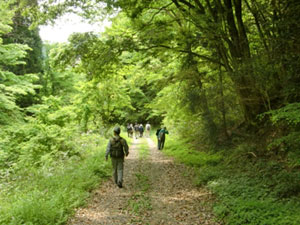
[105,127,129,188]
[156,127,162,150]
[158,126,169,150]
[130,124,134,137]
[145,122,151,137]
[139,124,144,137]
[127,123,133,137]
[134,123,139,139]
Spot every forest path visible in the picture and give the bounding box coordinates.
[68,137,219,225]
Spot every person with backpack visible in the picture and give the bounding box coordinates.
[129,123,134,137]
[158,126,169,150]
[105,127,129,188]
[134,123,139,139]
[145,122,151,137]
[126,123,133,137]
[156,127,162,150]
[139,124,144,137]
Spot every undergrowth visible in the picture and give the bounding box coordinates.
[162,136,222,167]
[0,132,111,225]
[162,135,300,225]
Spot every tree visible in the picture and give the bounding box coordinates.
[2,0,43,108]
[0,0,39,124]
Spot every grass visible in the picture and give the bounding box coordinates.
[161,134,300,225]
[127,172,152,215]
[138,138,150,159]
[127,137,152,218]
[122,131,133,146]
[0,133,111,225]
[161,135,222,167]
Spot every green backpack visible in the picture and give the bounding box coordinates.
[158,130,165,140]
[110,137,124,158]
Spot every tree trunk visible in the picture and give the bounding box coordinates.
[219,66,229,138]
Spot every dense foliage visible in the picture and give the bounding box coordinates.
[0,0,299,224]
[0,2,111,224]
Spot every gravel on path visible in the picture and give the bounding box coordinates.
[68,137,220,225]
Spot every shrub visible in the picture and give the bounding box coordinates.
[162,134,300,225]
[163,136,223,167]
[0,133,111,225]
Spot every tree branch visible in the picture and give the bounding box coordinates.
[177,0,205,14]
[178,0,196,9]
[193,0,205,13]
[147,3,173,24]
[171,0,188,13]
[136,44,225,67]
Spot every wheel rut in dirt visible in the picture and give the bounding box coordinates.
[143,138,219,225]
[69,137,219,225]
[68,138,142,225]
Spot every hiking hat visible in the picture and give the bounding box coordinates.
[113,127,121,134]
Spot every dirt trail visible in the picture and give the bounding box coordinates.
[69,138,219,225]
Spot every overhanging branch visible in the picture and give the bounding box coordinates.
[136,44,225,67]
[147,3,173,24]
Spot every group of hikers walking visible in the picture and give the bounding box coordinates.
[126,122,151,138]
[105,124,168,188]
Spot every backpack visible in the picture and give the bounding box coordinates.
[134,125,139,131]
[158,130,165,140]
[146,124,150,131]
[139,125,144,132]
[110,137,124,158]
[156,128,161,136]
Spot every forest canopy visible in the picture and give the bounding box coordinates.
[0,0,300,224]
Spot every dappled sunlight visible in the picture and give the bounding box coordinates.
[2,1,297,224]
[70,209,110,223]
[159,189,212,203]
[69,137,218,225]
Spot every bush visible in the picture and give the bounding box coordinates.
[209,175,300,225]
[262,103,300,166]
[0,122,78,171]
[162,135,300,225]
[195,165,223,186]
[0,133,111,225]
[163,136,223,167]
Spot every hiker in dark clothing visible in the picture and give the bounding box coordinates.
[105,127,129,188]
[158,127,169,150]
[156,128,162,150]
[139,124,144,137]
[127,124,133,137]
